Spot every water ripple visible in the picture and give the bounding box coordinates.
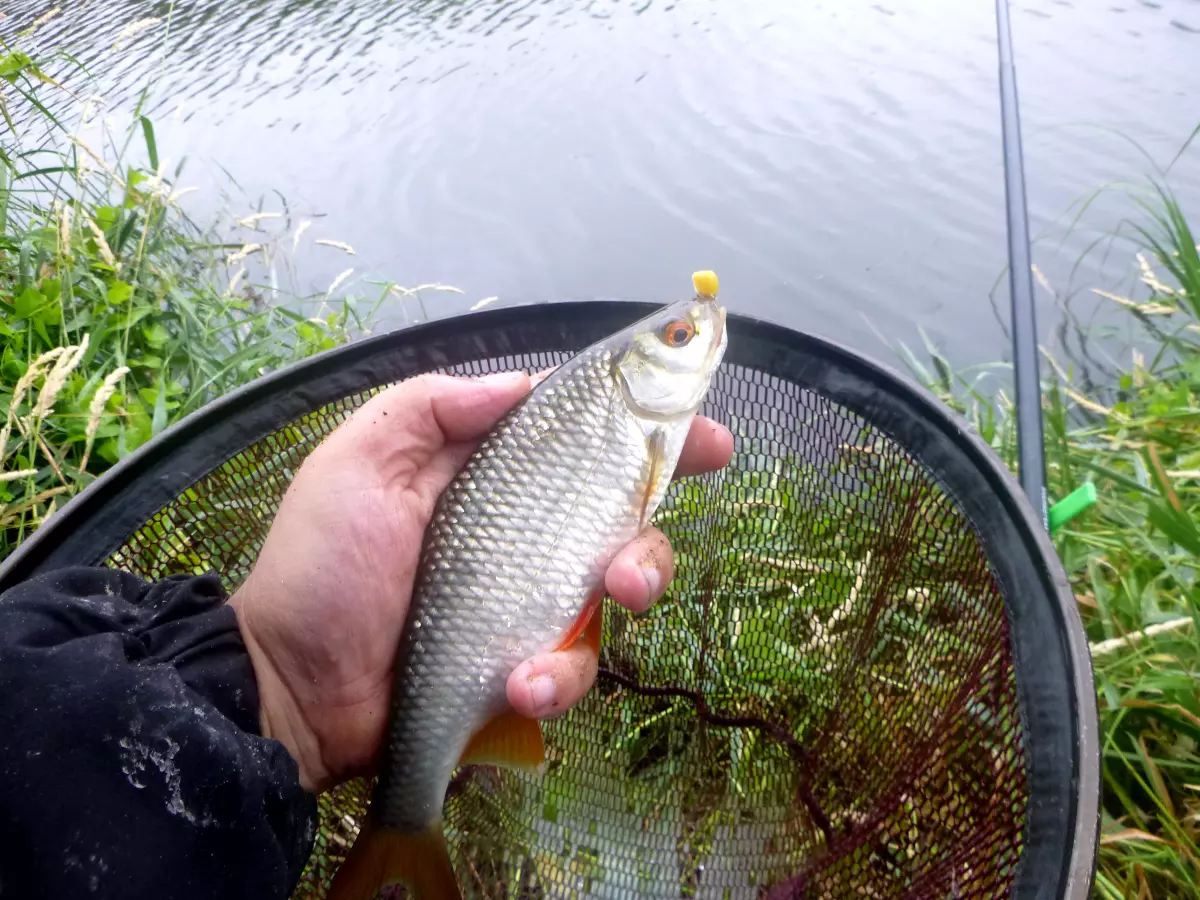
[1,0,1197,365]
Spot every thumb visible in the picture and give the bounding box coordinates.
[349,370,531,455]
[428,370,532,442]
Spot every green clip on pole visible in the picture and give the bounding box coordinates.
[1047,483,1098,536]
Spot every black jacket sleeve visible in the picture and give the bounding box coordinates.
[0,566,318,900]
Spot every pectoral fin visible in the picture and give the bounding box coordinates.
[637,430,668,530]
[459,707,546,773]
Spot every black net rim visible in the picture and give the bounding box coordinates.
[0,301,1099,898]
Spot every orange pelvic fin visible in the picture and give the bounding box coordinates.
[460,707,545,773]
[326,819,460,900]
[554,589,604,654]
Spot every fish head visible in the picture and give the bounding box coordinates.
[614,271,728,420]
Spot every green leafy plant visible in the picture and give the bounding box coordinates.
[0,39,387,559]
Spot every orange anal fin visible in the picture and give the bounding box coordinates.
[327,819,460,900]
[554,589,604,653]
[459,707,545,773]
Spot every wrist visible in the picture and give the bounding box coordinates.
[229,584,330,794]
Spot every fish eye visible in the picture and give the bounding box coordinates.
[661,319,695,347]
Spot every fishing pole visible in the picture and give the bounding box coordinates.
[994,0,1048,527]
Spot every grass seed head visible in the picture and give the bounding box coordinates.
[31,336,89,420]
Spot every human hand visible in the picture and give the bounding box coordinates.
[229,370,733,794]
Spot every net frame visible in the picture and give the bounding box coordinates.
[0,301,1099,898]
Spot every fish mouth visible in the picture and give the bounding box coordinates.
[704,304,728,372]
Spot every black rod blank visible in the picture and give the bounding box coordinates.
[994,0,1048,526]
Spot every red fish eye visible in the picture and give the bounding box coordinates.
[662,320,695,346]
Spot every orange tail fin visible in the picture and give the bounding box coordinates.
[326,819,460,900]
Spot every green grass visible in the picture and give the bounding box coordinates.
[0,39,391,561]
[891,182,1200,899]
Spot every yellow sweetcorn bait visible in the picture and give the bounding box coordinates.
[692,270,719,298]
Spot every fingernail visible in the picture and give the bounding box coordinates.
[527,675,557,714]
[641,563,663,605]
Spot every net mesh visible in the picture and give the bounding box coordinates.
[102,351,1028,899]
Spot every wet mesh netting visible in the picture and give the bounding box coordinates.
[1,305,1093,898]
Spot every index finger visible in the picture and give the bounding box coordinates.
[674,416,734,478]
